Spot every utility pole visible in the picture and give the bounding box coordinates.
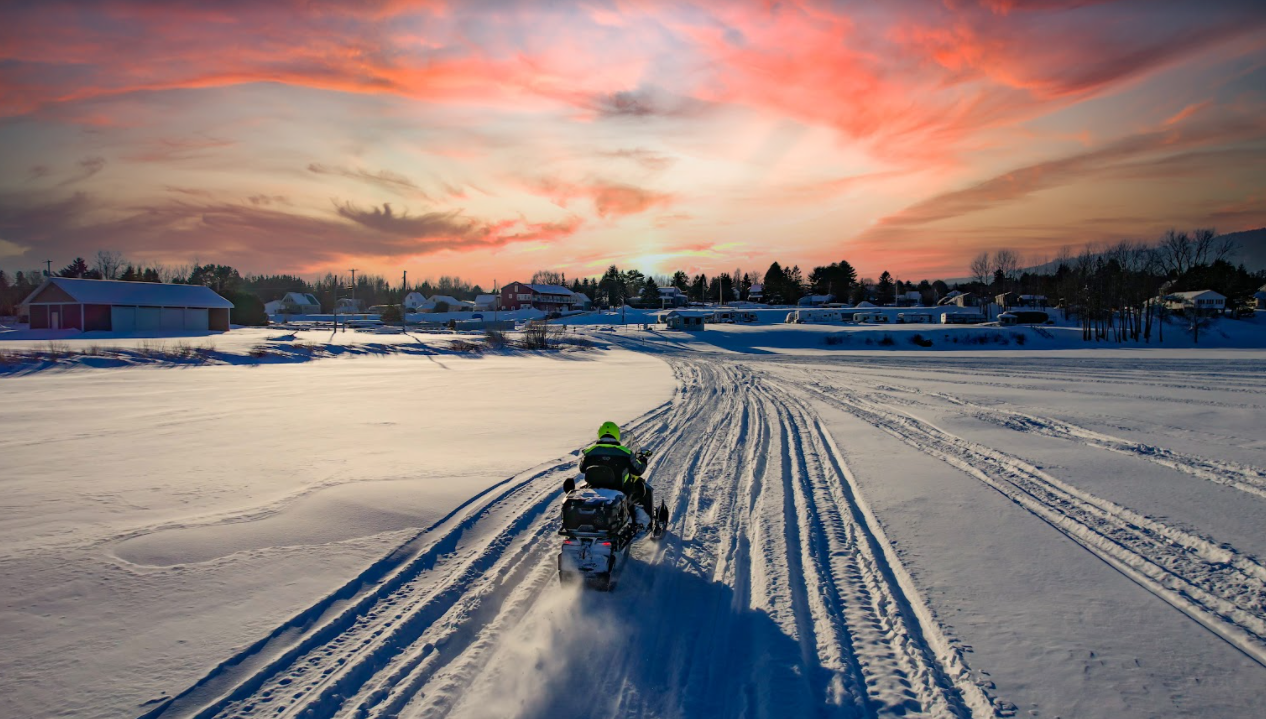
[493,278,498,327]
[44,260,52,278]
[349,269,358,303]
[401,270,407,333]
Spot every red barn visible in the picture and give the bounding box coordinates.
[500,282,579,311]
[20,277,234,332]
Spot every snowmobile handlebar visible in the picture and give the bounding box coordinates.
[637,449,653,462]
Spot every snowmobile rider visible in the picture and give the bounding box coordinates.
[580,421,654,521]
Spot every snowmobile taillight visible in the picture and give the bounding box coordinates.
[601,541,611,546]
[563,540,573,544]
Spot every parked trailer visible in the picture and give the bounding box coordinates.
[785,309,844,324]
[897,312,932,324]
[942,312,987,324]
[853,312,891,324]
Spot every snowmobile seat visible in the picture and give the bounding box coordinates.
[584,465,624,492]
[562,489,626,533]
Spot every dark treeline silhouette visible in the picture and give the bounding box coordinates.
[2,229,1261,342]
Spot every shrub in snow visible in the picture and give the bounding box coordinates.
[909,334,933,347]
[878,334,895,346]
[1012,333,1026,346]
[520,320,562,350]
[823,334,848,346]
[484,329,506,348]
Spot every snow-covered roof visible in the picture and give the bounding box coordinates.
[658,286,684,295]
[748,283,763,292]
[21,277,233,309]
[855,300,876,308]
[524,284,573,295]
[1019,294,1047,300]
[475,294,499,303]
[1169,290,1226,301]
[570,291,591,301]
[282,292,319,306]
[426,295,466,305]
[404,292,427,301]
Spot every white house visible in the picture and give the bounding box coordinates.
[1166,290,1226,314]
[1255,285,1266,310]
[748,283,764,301]
[570,291,593,310]
[403,292,429,311]
[264,292,320,316]
[657,286,687,307]
[420,295,471,312]
[474,294,500,311]
[334,298,366,314]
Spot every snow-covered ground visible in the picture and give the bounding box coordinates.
[0,347,673,719]
[2,325,1265,718]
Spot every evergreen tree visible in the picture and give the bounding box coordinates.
[690,273,708,302]
[599,265,624,306]
[877,271,895,305]
[640,276,660,305]
[59,257,90,278]
[672,270,689,292]
[120,265,139,282]
[763,262,786,304]
[141,268,161,282]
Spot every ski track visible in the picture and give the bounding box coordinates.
[143,357,993,719]
[781,367,1266,669]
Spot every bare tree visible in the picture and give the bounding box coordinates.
[992,249,1019,285]
[93,250,125,280]
[1159,229,1193,275]
[530,270,564,286]
[969,252,991,285]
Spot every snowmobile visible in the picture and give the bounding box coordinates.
[556,449,669,591]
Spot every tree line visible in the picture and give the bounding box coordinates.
[2,229,1260,341]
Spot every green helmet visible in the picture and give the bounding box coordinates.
[598,421,621,442]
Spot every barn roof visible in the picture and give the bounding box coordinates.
[21,277,233,309]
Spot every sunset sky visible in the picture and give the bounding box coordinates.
[2,0,1265,284]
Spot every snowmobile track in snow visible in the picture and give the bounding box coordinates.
[143,356,995,719]
[792,373,1266,669]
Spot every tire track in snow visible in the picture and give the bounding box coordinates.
[797,376,1266,668]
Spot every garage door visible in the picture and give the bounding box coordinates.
[111,306,137,332]
[184,308,209,331]
[160,308,184,329]
[136,307,161,330]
